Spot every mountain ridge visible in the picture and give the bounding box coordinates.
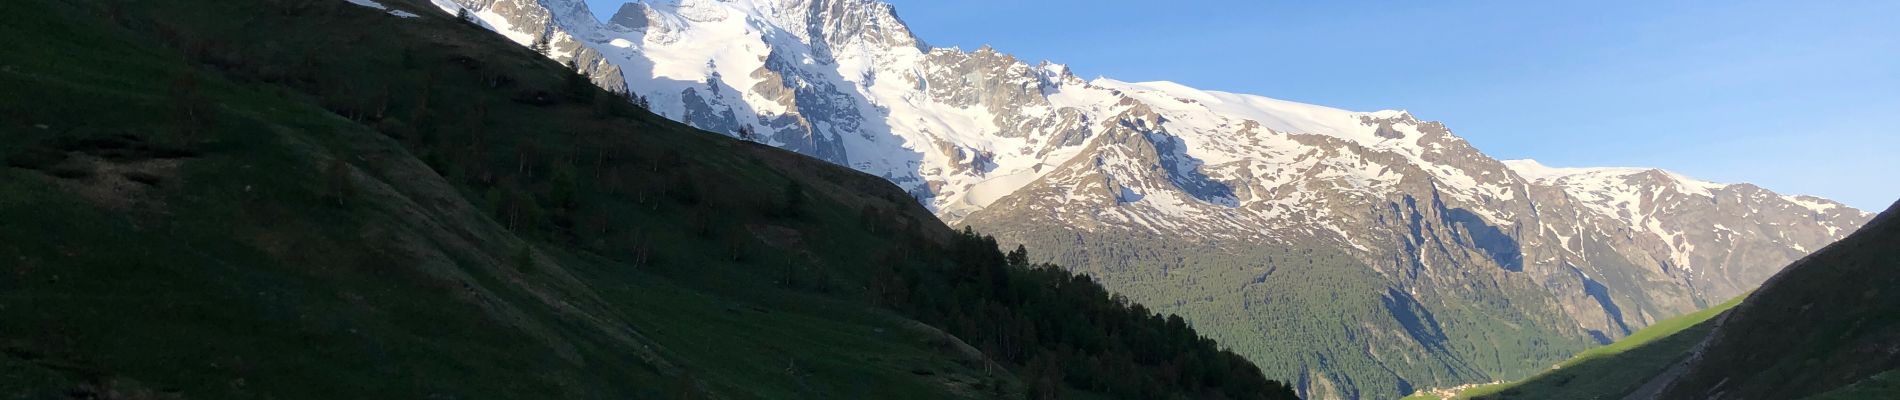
[436,1,1871,397]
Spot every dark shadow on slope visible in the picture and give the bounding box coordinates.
[1393,196,1431,280]
[1574,266,1631,340]
[1381,288,1448,348]
[1138,129,1237,207]
[1584,330,1613,345]
[1441,207,1523,272]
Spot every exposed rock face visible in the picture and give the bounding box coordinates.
[430,0,629,92]
[439,1,1871,398]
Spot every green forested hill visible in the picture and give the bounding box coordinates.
[0,0,1294,398]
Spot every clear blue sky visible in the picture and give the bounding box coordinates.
[586,1,1899,211]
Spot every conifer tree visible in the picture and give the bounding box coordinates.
[626,91,651,110]
[529,29,552,55]
[323,157,354,207]
[781,180,804,218]
[168,68,211,143]
[563,59,594,102]
[736,124,756,141]
[513,244,533,273]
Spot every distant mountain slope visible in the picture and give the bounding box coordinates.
[1650,199,1900,399]
[1405,294,1745,399]
[0,0,1293,398]
[433,1,1872,398]
[1421,198,1900,400]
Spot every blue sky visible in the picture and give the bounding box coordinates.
[585,1,1899,211]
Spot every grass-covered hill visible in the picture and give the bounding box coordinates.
[0,0,1296,398]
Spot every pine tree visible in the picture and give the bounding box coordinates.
[506,186,545,236]
[593,89,621,118]
[723,229,748,263]
[1007,245,1029,267]
[168,68,211,143]
[549,162,581,237]
[736,124,755,141]
[483,187,504,220]
[529,29,552,55]
[513,244,533,273]
[323,157,354,207]
[564,59,594,102]
[625,91,651,110]
[780,180,804,218]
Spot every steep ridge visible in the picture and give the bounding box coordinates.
[439,1,1874,398]
[0,0,1297,398]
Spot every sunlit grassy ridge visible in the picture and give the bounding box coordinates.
[1401,294,1744,400]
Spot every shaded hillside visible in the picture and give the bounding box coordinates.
[0,0,1293,398]
[1807,370,1900,400]
[1408,198,1900,400]
[1653,199,1900,399]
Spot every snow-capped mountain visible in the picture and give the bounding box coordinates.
[426,0,1872,398]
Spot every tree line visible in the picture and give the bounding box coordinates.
[869,228,1299,399]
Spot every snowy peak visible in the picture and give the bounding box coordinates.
[1504,159,1727,195]
[1090,79,1418,142]
[1503,159,1636,182]
[803,0,925,51]
[1505,159,1693,184]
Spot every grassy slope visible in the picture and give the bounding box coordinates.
[0,0,996,398]
[1399,294,1743,400]
[1805,369,1900,400]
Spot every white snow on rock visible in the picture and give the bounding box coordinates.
[443,0,1866,258]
